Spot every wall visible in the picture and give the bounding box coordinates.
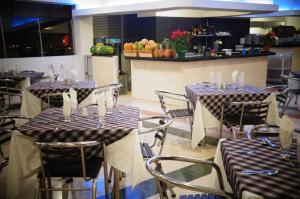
[0,16,93,81]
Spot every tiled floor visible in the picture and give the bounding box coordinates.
[1,93,300,199]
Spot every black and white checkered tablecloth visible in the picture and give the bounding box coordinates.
[19,106,140,157]
[0,71,44,84]
[221,139,300,199]
[185,84,270,120]
[28,81,95,103]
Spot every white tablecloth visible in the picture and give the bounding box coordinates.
[20,89,96,117]
[191,93,280,149]
[6,130,145,199]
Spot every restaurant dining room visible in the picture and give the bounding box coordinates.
[1,0,300,199]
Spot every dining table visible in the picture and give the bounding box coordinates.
[185,83,280,149]
[21,80,97,117]
[6,105,145,199]
[0,71,44,88]
[211,138,300,199]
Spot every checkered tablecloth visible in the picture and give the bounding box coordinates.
[221,139,300,199]
[19,105,140,157]
[28,81,95,103]
[185,84,270,120]
[0,71,44,84]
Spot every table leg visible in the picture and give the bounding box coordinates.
[113,168,120,199]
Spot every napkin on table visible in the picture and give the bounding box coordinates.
[97,92,106,117]
[231,70,239,83]
[69,88,78,110]
[63,92,71,118]
[279,115,294,149]
[105,87,114,109]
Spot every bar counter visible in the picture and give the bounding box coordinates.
[127,52,274,105]
[127,51,275,62]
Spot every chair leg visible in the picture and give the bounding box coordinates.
[92,179,97,199]
[35,178,40,199]
[108,167,113,183]
[103,163,109,198]
[0,147,9,172]
[46,177,53,199]
[282,94,294,115]
[155,162,176,198]
[155,179,165,199]
[295,95,298,105]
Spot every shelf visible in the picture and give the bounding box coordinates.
[191,34,232,38]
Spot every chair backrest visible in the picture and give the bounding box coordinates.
[138,116,172,156]
[35,141,104,181]
[146,155,232,199]
[94,83,122,106]
[247,124,280,140]
[287,76,300,90]
[0,79,21,94]
[155,90,194,115]
[41,92,65,110]
[226,101,270,126]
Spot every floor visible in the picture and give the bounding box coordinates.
[1,93,300,199]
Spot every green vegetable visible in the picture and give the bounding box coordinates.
[90,46,97,54]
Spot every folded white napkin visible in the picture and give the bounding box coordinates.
[279,115,294,149]
[105,88,114,109]
[231,70,239,83]
[63,92,71,118]
[97,92,106,117]
[69,88,78,110]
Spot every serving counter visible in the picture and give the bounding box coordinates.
[128,53,274,105]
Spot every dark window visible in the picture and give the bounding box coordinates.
[2,17,41,58]
[0,18,5,58]
[40,18,74,56]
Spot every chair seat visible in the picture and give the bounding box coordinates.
[43,156,102,179]
[168,108,192,118]
[179,193,224,199]
[224,115,266,127]
[140,142,155,159]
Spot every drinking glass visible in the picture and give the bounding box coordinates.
[209,72,215,88]
[280,130,292,159]
[97,113,105,128]
[238,72,244,90]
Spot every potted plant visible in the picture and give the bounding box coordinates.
[169,29,189,58]
[261,32,277,51]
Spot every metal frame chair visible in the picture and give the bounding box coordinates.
[0,115,30,172]
[247,124,280,140]
[281,75,300,115]
[41,92,66,110]
[220,101,271,139]
[146,155,232,199]
[35,141,109,199]
[155,90,194,135]
[94,83,122,106]
[0,79,23,111]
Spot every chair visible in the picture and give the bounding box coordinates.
[281,75,300,114]
[146,155,232,199]
[220,101,271,139]
[155,90,194,135]
[35,141,108,199]
[0,115,30,172]
[41,92,65,110]
[0,79,23,111]
[94,83,122,106]
[247,124,280,140]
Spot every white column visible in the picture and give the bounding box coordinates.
[72,16,93,80]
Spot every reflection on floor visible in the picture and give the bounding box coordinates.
[1,93,300,199]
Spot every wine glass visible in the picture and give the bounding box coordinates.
[280,130,292,159]
[97,112,106,128]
